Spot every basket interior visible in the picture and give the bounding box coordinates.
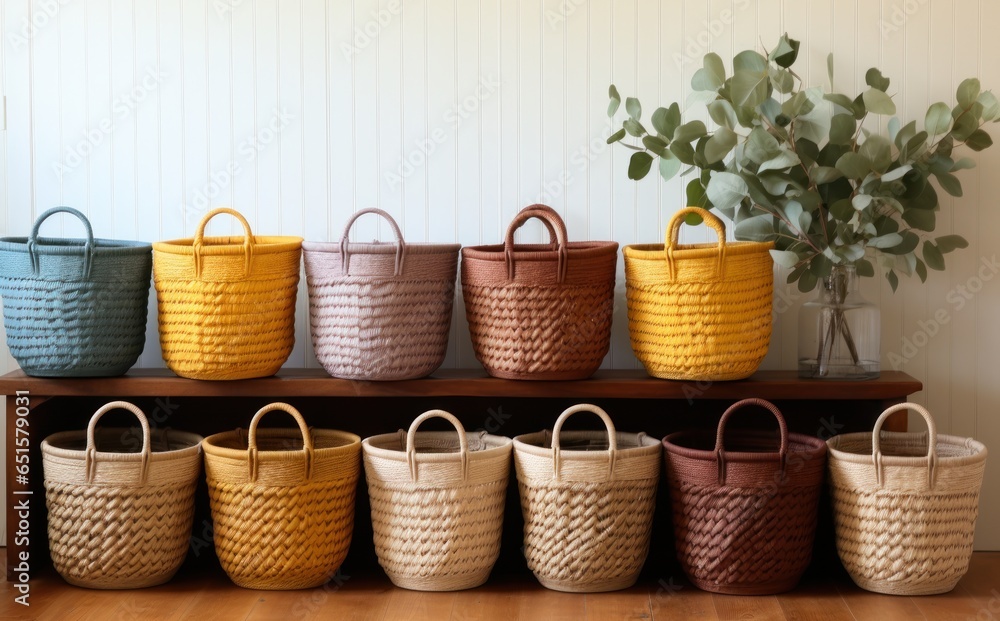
[211,428,355,452]
[667,429,817,454]
[368,430,506,454]
[47,427,199,453]
[832,432,981,459]
[526,430,655,452]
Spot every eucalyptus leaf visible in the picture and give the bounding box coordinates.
[922,241,946,271]
[708,100,738,130]
[925,102,952,136]
[836,152,873,180]
[880,164,912,183]
[746,126,781,164]
[608,85,621,117]
[642,135,668,156]
[935,171,963,197]
[966,129,993,151]
[935,234,969,253]
[881,230,920,255]
[734,214,775,241]
[951,112,978,141]
[651,104,681,138]
[827,53,834,85]
[829,114,855,145]
[889,117,901,143]
[628,152,654,180]
[812,166,844,184]
[798,270,819,293]
[759,148,801,173]
[953,157,977,170]
[733,50,768,73]
[732,69,770,109]
[859,135,893,172]
[626,97,642,120]
[865,68,891,92]
[978,91,1000,122]
[887,270,899,292]
[659,153,682,182]
[669,140,696,165]
[706,172,749,213]
[868,233,904,249]
[915,258,928,283]
[673,120,708,144]
[606,128,626,144]
[686,178,709,209]
[903,207,936,231]
[824,93,856,113]
[693,53,726,91]
[705,127,739,164]
[856,258,875,277]
[957,78,982,109]
[862,88,897,115]
[624,118,646,137]
[769,249,800,268]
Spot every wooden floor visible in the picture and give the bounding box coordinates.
[2,552,999,621]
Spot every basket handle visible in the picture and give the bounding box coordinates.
[405,409,469,483]
[247,402,314,483]
[503,204,568,283]
[339,208,406,277]
[193,207,256,279]
[28,206,96,279]
[872,402,939,489]
[714,398,789,485]
[551,403,618,481]
[664,206,727,280]
[85,401,151,485]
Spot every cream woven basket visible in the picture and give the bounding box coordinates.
[827,402,988,595]
[513,404,661,592]
[363,410,513,591]
[202,402,361,590]
[41,401,203,589]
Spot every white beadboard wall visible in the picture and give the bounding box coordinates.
[1,0,999,549]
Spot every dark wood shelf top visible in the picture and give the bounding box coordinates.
[0,368,922,400]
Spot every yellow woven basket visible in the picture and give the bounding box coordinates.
[623,206,774,381]
[153,208,303,380]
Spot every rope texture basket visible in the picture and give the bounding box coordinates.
[662,398,827,595]
[41,401,202,589]
[304,209,460,380]
[202,402,361,590]
[0,207,151,377]
[623,206,774,380]
[153,207,302,380]
[827,402,988,596]
[513,404,660,592]
[461,204,618,380]
[363,410,513,591]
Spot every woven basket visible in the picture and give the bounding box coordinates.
[827,402,988,595]
[461,204,618,380]
[513,404,660,592]
[662,398,827,595]
[0,207,151,377]
[623,206,774,380]
[202,402,361,590]
[41,401,202,589]
[363,410,512,590]
[153,207,302,380]
[304,209,460,380]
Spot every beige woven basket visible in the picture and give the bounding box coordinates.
[363,410,513,591]
[41,401,203,589]
[513,404,661,592]
[202,403,361,590]
[304,208,460,380]
[828,402,988,596]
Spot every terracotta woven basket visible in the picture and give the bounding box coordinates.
[363,410,513,591]
[153,208,302,380]
[662,398,827,595]
[41,401,202,589]
[461,205,618,380]
[828,402,988,596]
[623,206,774,380]
[202,403,361,590]
[304,209,460,380]
[513,404,660,592]
[0,207,151,377]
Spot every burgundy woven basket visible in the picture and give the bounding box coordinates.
[662,398,827,595]
[460,205,618,380]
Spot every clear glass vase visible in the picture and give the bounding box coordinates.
[798,265,880,379]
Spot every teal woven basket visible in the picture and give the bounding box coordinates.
[0,207,152,377]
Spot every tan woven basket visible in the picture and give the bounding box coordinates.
[363,410,513,591]
[662,398,827,595]
[41,401,203,589]
[461,204,618,380]
[304,208,460,380]
[513,404,660,592]
[828,402,988,596]
[623,206,774,380]
[153,207,303,380]
[202,403,361,590]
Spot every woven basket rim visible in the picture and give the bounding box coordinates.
[202,427,361,461]
[513,429,661,459]
[41,428,203,463]
[461,241,618,262]
[303,240,461,255]
[0,236,152,254]
[623,239,773,261]
[827,430,987,466]
[663,429,826,462]
[362,430,512,464]
[153,235,303,255]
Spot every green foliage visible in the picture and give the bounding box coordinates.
[607,33,995,291]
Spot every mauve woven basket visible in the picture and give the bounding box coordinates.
[662,398,827,595]
[0,207,151,377]
[304,208,460,380]
[461,205,618,380]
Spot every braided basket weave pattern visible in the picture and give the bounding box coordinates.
[304,209,460,380]
[461,205,618,380]
[153,208,302,380]
[363,410,512,590]
[827,403,987,595]
[513,404,660,592]
[0,207,151,377]
[202,403,361,590]
[41,401,202,589]
[623,207,773,381]
[662,399,827,595]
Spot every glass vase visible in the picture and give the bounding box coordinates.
[797,265,880,379]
